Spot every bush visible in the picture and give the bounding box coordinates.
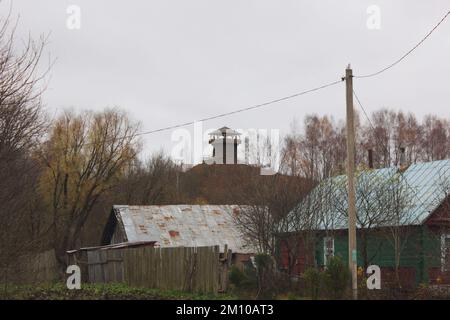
[254,253,276,299]
[229,266,246,287]
[302,268,322,300]
[322,256,350,299]
[228,263,257,291]
[254,254,272,271]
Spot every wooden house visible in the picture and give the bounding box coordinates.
[278,159,450,287]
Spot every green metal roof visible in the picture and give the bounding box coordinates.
[288,159,450,231]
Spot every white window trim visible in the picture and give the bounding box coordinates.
[323,236,335,266]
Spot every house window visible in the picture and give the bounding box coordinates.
[442,234,450,272]
[324,236,334,266]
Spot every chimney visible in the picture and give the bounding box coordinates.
[368,149,374,169]
[399,147,406,167]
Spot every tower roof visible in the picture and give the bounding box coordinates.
[209,126,241,136]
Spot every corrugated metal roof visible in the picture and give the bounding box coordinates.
[288,159,450,231]
[402,159,450,223]
[113,205,253,253]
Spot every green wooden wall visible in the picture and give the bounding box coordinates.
[315,226,442,285]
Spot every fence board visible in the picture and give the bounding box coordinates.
[98,245,223,293]
[76,245,225,293]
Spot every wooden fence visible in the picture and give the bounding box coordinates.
[69,245,231,293]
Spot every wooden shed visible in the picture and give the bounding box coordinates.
[101,205,254,268]
[67,242,232,293]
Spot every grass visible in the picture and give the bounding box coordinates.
[0,283,238,300]
[4,282,444,300]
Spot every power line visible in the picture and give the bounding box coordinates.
[53,78,344,148]
[134,79,344,138]
[353,88,397,167]
[354,9,450,79]
[34,79,344,176]
[129,8,450,138]
[55,8,450,144]
[353,89,375,130]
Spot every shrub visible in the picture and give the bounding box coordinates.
[254,254,272,270]
[228,263,257,291]
[322,256,350,299]
[228,266,246,287]
[302,267,322,300]
[254,253,276,299]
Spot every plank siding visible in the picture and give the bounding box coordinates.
[80,245,224,293]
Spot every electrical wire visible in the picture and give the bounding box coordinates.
[354,9,450,79]
[353,89,375,130]
[134,79,344,138]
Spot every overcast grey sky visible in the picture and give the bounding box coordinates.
[6,0,450,159]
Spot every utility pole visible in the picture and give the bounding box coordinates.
[345,65,358,299]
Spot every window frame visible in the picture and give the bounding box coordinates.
[323,236,335,266]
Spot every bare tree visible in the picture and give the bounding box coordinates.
[393,112,421,165]
[360,109,396,168]
[116,151,182,205]
[0,5,49,286]
[283,109,449,182]
[282,115,348,180]
[420,115,449,162]
[0,10,49,156]
[227,169,313,277]
[0,156,45,288]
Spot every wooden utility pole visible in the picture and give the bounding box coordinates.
[345,65,358,299]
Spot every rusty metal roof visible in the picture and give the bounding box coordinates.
[112,205,253,253]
